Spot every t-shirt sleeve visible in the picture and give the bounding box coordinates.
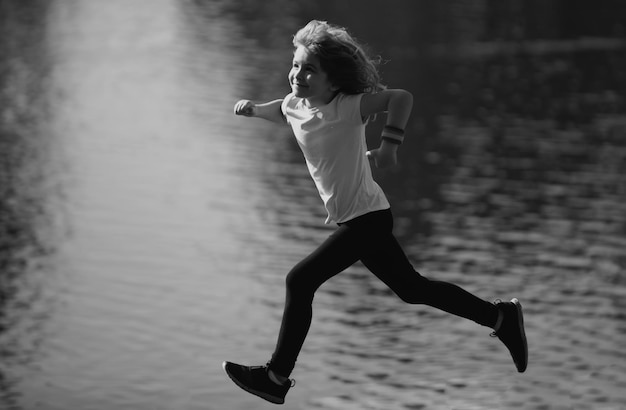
[336,93,364,125]
[281,93,294,123]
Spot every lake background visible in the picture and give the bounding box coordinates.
[1,1,625,409]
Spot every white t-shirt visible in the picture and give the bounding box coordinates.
[281,92,390,224]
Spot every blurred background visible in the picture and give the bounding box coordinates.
[1,1,625,409]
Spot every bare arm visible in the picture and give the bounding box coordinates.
[360,89,413,168]
[361,89,413,129]
[234,99,285,123]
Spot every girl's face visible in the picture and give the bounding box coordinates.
[289,45,338,107]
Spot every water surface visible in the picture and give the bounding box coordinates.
[1,1,625,409]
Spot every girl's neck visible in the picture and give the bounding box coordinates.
[303,91,339,109]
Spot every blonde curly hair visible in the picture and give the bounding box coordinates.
[293,20,385,94]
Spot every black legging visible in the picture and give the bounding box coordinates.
[269,209,498,377]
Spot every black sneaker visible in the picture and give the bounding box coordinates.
[222,361,294,405]
[491,298,528,373]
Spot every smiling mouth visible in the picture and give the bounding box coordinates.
[293,82,308,88]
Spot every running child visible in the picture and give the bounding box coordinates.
[223,20,528,405]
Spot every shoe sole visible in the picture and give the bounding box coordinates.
[510,298,528,372]
[222,361,285,405]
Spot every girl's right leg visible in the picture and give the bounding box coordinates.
[269,223,362,378]
[223,224,362,405]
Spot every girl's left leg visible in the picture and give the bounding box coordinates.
[357,210,528,373]
[358,210,499,328]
